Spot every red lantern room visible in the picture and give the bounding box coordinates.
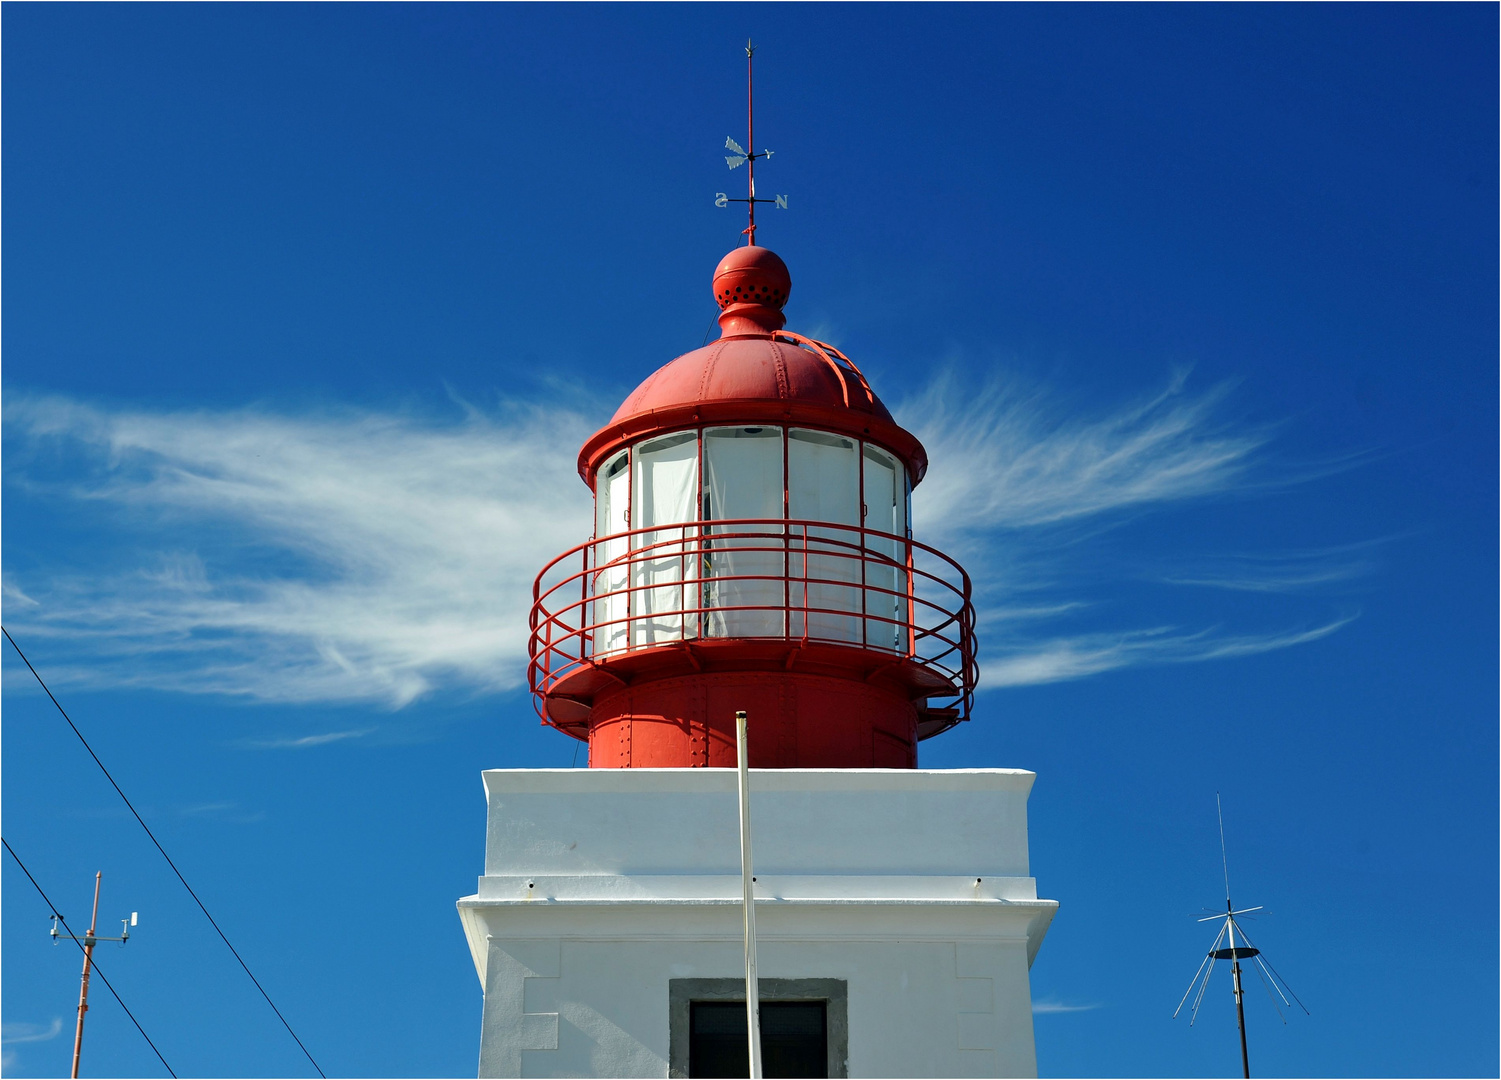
[528,244,977,768]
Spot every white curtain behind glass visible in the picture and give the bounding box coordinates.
[704,427,785,638]
[592,451,630,656]
[861,446,908,652]
[788,429,861,643]
[631,432,699,645]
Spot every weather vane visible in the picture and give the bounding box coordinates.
[714,39,786,246]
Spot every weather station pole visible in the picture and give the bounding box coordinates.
[45,871,138,1079]
[70,871,103,1079]
[736,710,764,1079]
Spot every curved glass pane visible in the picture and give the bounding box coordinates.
[631,432,699,645]
[788,429,860,643]
[592,451,630,655]
[862,445,908,652]
[704,427,785,638]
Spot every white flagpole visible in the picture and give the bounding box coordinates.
[736,710,764,1080]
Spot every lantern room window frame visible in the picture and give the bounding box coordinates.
[593,424,913,552]
[589,424,914,654]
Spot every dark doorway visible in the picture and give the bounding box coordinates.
[689,1000,828,1078]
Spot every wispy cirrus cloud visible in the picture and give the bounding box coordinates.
[980,615,1357,688]
[1,369,1362,707]
[1156,540,1386,593]
[4,394,593,705]
[904,368,1267,535]
[898,368,1364,687]
[247,728,375,749]
[1032,997,1102,1014]
[178,801,266,823]
[2,1019,64,1044]
[2,1019,64,1070]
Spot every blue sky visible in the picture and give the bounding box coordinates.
[2,4,1494,1077]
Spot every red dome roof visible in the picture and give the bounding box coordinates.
[615,336,893,424]
[576,247,928,486]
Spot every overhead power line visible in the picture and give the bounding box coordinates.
[2,627,327,1079]
[3,837,177,1077]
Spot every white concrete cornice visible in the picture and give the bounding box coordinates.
[481,767,1040,879]
[457,893,1058,988]
[482,766,1037,795]
[469,873,1040,902]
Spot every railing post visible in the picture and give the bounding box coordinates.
[800,528,810,641]
[860,523,869,649]
[786,522,798,642]
[900,543,912,654]
[541,584,554,687]
[581,541,592,660]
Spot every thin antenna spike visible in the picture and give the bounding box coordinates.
[1252,953,1292,1010]
[1217,791,1231,905]
[1174,942,1215,1019]
[1190,951,1219,1026]
[1173,952,1213,1019]
[1275,977,1310,1016]
[1250,956,1288,1024]
[1243,939,1310,1016]
[1187,922,1228,1025]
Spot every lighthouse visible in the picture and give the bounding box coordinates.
[456,237,1057,1078]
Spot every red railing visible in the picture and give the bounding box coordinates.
[528,517,977,723]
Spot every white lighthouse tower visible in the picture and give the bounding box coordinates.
[460,58,1053,1073]
[455,233,1057,1077]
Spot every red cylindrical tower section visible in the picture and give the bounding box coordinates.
[587,671,918,769]
[528,245,976,768]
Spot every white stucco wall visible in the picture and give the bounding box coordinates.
[458,769,1056,1079]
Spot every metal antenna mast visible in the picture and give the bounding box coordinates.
[1173,795,1308,1078]
[715,40,787,243]
[50,871,139,1078]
